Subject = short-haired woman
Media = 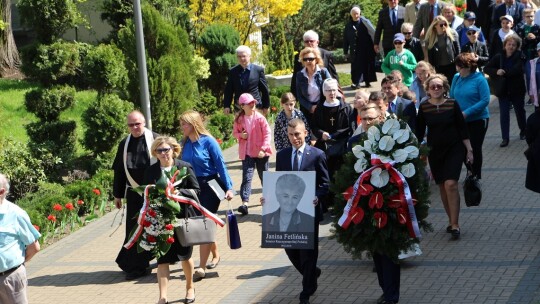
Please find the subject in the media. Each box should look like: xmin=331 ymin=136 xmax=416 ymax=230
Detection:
xmin=450 ymin=53 xmax=490 ymax=179
xmin=485 ymin=34 xmax=527 ymax=147
xmin=145 ymin=136 xmax=200 ymax=304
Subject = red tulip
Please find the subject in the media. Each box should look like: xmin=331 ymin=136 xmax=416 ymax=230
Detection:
xmin=147 ymin=209 xmax=156 ymax=217
xmin=77 ymin=200 xmax=84 ymax=205
xmin=33 ymin=224 xmax=40 ymax=231
xmin=166 ymin=237 xmax=175 ymax=244
xmin=65 ymin=202 xmax=75 ymax=211
xmin=53 ymin=203 xmax=63 ymax=211
xmin=165 ymin=224 xmax=174 ymax=231
xmin=47 ymin=215 xmax=57 ymax=222
xmin=368 ymin=192 xmax=384 ymax=209
xmin=142 ymin=220 xmax=152 ymax=227
xmin=373 ymin=212 xmax=388 ymax=229
xmin=92 ymin=188 xmax=101 ymax=196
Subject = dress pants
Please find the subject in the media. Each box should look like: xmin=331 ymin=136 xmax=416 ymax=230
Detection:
xmin=285 ymin=223 xmax=319 ymax=300
xmin=373 ymin=253 xmax=400 ymax=303
xmin=498 ymin=95 xmax=526 ymax=141
xmin=465 ymin=119 xmax=489 ymax=178
xmin=0 ymin=265 xmax=28 ymax=304
xmin=115 ymin=190 xmax=152 ymax=273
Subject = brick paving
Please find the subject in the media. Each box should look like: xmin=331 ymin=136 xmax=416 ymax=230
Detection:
xmin=26 ymin=69 xmax=540 ymax=303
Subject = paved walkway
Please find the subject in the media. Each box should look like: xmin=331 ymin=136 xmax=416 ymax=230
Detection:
xmin=26 ymin=85 xmax=540 ymax=303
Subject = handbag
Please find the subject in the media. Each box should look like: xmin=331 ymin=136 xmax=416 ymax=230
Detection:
xmin=488 ymin=55 xmax=507 ymax=97
xmin=226 ymin=201 xmax=242 ymax=249
xmin=463 ymin=164 xmax=482 ymax=207
xmin=175 ymin=190 xmax=217 ymax=246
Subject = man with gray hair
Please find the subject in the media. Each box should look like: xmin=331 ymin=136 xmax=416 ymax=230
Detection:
xmin=290 ymin=30 xmax=338 ymax=97
xmin=223 ymin=45 xmax=270 ymax=115
xmin=0 ymin=173 xmax=40 ymax=304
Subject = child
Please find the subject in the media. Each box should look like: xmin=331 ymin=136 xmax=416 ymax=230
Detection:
xmin=490 ymin=15 xmax=515 ymax=59
xmin=461 ymin=26 xmax=489 ymax=68
xmin=233 ymin=93 xmax=273 ymax=215
xmin=274 ymin=92 xmax=311 ymax=152
xmin=515 ymin=8 xmax=540 ymax=60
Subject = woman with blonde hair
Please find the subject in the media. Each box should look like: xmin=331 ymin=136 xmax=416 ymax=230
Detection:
xmin=144 ymin=136 xmax=200 ymax=304
xmin=179 ymin=110 xmax=234 ymax=282
xmin=295 ymin=47 xmax=331 ymax=128
xmin=425 ymin=16 xmax=460 ymax=85
xmin=442 ymin=5 xmax=463 ymax=30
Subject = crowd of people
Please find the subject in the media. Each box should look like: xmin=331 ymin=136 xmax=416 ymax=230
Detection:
xmin=3 ymin=2 xmax=540 ymax=304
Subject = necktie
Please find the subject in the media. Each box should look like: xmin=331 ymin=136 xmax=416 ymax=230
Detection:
xmin=429 ymin=5 xmax=434 ymax=24
xmin=392 ymin=9 xmax=397 ymax=30
xmin=293 ymin=150 xmax=301 ymax=171
xmin=390 ymin=102 xmax=396 ymax=113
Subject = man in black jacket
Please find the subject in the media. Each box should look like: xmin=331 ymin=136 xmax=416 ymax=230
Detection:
xmin=375 ymin=0 xmax=406 ymax=55
xmin=290 ymin=30 xmax=338 ymax=98
xmin=466 ymin=0 xmax=495 ymax=41
xmin=223 ymin=45 xmax=270 ymax=115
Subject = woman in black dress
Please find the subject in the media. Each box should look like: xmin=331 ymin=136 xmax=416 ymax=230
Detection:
xmin=416 ymin=74 xmax=473 ymax=239
xmin=144 ymin=136 xmax=199 ymax=304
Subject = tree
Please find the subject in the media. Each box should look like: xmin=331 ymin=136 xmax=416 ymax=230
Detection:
xmin=189 ymin=0 xmax=303 ymax=44
xmin=0 ymin=0 xmax=20 ymax=76
xmin=117 ymin=4 xmax=198 ymax=134
xmin=17 ymin=0 xmax=86 ymax=44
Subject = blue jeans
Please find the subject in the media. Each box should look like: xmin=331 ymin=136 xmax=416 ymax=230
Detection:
xmin=240 ymin=156 xmax=269 ymax=202
xmin=498 ymin=96 xmax=526 ymax=140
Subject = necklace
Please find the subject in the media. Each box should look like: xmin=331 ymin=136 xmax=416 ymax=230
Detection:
xmin=430 ymin=99 xmax=446 ymax=112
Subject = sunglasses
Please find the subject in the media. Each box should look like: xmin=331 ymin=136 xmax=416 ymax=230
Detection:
xmin=156 ymin=147 xmax=172 ymax=154
xmin=403 ymin=32 xmax=412 ymax=35
xmin=127 ymin=122 xmax=142 ymax=128
xmin=303 ymin=57 xmax=316 ymax=62
xmin=467 ymin=31 xmax=477 ymax=35
xmin=439 ymin=23 xmax=448 ymax=28
xmin=394 ymin=41 xmax=404 ymax=45
xmin=429 ymin=84 xmax=444 ymax=90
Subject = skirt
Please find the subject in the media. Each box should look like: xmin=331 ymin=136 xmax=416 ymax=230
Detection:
xmin=428 ymin=143 xmax=466 ymax=184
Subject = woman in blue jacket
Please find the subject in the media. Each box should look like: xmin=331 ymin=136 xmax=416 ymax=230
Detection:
xmin=450 ymin=53 xmax=490 ymax=178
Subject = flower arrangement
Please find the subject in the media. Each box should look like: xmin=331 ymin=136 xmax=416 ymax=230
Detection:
xmin=454 ymin=0 xmax=467 ymax=17
xmin=127 ymin=167 xmax=188 ymax=259
xmin=331 ymin=117 xmax=432 ymax=260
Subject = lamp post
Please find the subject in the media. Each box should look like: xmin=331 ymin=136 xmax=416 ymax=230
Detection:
xmin=133 ymin=0 xmax=152 ymax=128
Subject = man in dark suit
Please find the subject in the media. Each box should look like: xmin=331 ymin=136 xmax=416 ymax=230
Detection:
xmin=491 ymin=0 xmax=524 ymax=32
xmin=223 ymin=45 xmax=270 ymax=115
xmin=290 ymin=30 xmax=338 ymax=97
xmin=273 ymin=118 xmax=329 ymax=304
xmin=375 ymin=0 xmax=406 ymax=55
xmin=466 ymin=0 xmax=495 ymax=41
xmin=413 ymin=0 xmax=449 ymax=38
xmin=381 ymin=75 xmax=417 ymax=131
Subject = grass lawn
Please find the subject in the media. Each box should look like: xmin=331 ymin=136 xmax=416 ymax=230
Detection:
xmin=0 ymin=78 xmax=97 ymax=155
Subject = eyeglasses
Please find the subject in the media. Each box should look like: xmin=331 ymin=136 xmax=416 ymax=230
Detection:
xmin=304 ymin=39 xmax=316 ymax=43
xmin=394 ymin=41 xmax=404 ymax=45
xmin=303 ymin=57 xmax=316 ymax=62
xmin=467 ymin=31 xmax=477 ymax=35
xmin=429 ymin=84 xmax=444 ymax=90
xmin=156 ymin=147 xmax=172 ymax=154
xmin=127 ymin=122 xmax=142 ymax=128
xmin=403 ymin=32 xmax=412 ymax=35
xmin=439 ymin=23 xmax=448 ymax=28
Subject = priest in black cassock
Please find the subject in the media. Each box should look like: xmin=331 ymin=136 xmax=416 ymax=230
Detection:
xmin=112 ymin=110 xmax=159 ymax=280
xmin=312 ymin=79 xmax=352 ymax=211
xmin=343 ymin=6 xmax=378 ymax=88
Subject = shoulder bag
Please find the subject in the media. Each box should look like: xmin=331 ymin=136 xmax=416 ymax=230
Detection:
xmin=463 ymin=164 xmax=482 ymax=207
xmin=175 ymin=189 xmax=217 ymax=246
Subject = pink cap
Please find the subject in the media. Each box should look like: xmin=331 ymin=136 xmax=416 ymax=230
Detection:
xmin=239 ymin=93 xmax=256 ymax=105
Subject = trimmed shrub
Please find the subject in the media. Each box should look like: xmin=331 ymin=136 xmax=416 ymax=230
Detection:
xmin=24 ymin=85 xmax=76 ymax=121
xmin=26 ymin=120 xmax=77 ymax=160
xmin=195 ymin=91 xmax=219 ymax=117
xmin=17 ymin=182 xmax=70 ymax=226
xmin=82 ymin=44 xmax=128 ymax=95
xmin=198 ymin=23 xmax=240 ymax=102
xmin=82 ymin=94 xmax=133 ymax=155
xmin=208 ymin=113 xmax=234 ymax=141
xmin=20 ymin=41 xmax=85 ymax=86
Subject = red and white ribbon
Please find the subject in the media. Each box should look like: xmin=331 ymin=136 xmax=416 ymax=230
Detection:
xmin=338 ymin=155 xmax=421 ymax=239
xmin=124 ymin=184 xmax=155 ymax=249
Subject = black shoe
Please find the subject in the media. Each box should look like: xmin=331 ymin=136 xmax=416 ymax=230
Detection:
xmin=380 ymin=301 xmax=397 ymax=304
xmin=238 ymin=204 xmax=248 ymax=215
xmin=350 ymin=84 xmax=358 ymax=90
xmin=184 ymin=289 xmax=195 ymax=304
xmin=446 ymin=225 xmax=452 ymax=233
xmin=125 ymin=268 xmax=149 ymax=280
xmin=451 ymin=228 xmax=460 ymax=239
xmin=364 ymin=83 xmax=372 ymax=88
xmin=500 ymin=139 xmax=509 ymax=147
xmin=299 ymin=300 xmax=310 ymax=304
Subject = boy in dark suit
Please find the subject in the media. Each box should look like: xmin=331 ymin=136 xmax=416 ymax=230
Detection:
xmin=262 ymin=118 xmax=329 ymax=304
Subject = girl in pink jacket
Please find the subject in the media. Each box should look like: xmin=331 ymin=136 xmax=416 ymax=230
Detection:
xmin=233 ymin=93 xmax=272 ymax=215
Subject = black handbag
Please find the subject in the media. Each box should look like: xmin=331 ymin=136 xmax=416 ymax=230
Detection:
xmin=488 ymin=55 xmax=507 ymax=97
xmin=463 ymin=164 xmax=482 ymax=207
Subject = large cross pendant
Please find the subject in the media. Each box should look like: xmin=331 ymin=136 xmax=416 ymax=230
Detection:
xmin=330 ymin=117 xmax=335 ymax=126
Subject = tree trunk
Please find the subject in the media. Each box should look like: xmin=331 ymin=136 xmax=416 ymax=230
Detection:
xmin=0 ymin=0 xmax=20 ymax=77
